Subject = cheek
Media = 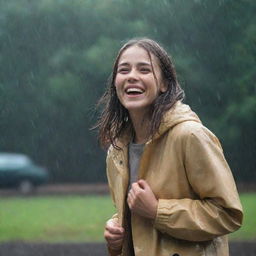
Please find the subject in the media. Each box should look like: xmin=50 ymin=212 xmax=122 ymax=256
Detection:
xmin=114 ymin=75 xmax=122 ymax=89
xmin=114 ymin=78 xmax=123 ymax=99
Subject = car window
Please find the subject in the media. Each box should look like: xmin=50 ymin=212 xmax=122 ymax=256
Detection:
xmin=0 ymin=154 xmax=32 ymax=168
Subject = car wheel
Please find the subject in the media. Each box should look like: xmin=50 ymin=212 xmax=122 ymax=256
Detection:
xmin=18 ymin=180 xmax=34 ymax=194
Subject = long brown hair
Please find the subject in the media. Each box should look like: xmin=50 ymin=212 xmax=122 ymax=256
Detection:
xmin=96 ymin=38 xmax=184 ymax=149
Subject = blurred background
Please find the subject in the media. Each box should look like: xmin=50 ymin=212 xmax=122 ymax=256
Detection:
xmin=0 ymin=0 xmax=255 ymax=255
xmin=0 ymin=0 xmax=255 ymax=184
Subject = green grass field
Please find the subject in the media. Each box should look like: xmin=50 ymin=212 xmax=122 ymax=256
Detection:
xmin=0 ymin=195 xmax=115 ymax=242
xmin=0 ymin=193 xmax=255 ymax=242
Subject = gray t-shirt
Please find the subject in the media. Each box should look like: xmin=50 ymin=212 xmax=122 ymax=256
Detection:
xmin=128 ymin=142 xmax=145 ymax=188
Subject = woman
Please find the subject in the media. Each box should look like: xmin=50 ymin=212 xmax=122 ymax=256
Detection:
xmin=96 ymin=38 xmax=243 ymax=256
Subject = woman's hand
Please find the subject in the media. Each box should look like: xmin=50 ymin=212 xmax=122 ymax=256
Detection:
xmin=127 ymin=179 xmax=158 ymax=220
xmin=104 ymin=218 xmax=124 ymax=252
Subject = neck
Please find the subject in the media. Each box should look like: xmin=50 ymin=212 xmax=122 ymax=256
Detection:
xmin=129 ymin=111 xmax=150 ymax=144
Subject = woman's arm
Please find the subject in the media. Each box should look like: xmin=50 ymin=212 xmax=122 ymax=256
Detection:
xmin=153 ymin=127 xmax=243 ymax=241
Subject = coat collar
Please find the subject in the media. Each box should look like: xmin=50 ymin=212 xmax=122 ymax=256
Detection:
xmin=114 ymin=101 xmax=201 ymax=149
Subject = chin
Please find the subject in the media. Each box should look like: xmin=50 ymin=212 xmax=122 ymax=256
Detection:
xmin=125 ymin=104 xmax=151 ymax=114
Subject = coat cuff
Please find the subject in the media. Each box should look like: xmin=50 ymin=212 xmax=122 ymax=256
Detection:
xmin=154 ymin=199 xmax=174 ymax=231
xmin=107 ymin=246 xmax=122 ymax=256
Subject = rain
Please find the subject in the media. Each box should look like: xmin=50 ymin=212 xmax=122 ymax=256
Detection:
xmin=0 ymin=0 xmax=255 ymax=255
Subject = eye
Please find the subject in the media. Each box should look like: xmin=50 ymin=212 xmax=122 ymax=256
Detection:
xmin=117 ymin=68 xmax=130 ymax=74
xmin=140 ymin=67 xmax=151 ymax=73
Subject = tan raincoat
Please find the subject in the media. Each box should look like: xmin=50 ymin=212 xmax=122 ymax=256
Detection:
xmin=106 ymin=101 xmax=243 ymax=256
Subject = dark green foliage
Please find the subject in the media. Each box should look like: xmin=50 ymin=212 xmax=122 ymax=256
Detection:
xmin=0 ymin=0 xmax=255 ymax=182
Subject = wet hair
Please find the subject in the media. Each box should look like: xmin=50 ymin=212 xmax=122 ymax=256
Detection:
xmin=96 ymin=38 xmax=184 ymax=149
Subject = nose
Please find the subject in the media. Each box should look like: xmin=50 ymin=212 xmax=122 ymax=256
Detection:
xmin=127 ymin=68 xmax=139 ymax=82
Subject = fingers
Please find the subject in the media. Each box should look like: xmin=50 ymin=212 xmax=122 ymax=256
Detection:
xmin=127 ymin=181 xmax=143 ymax=209
xmin=127 ymin=180 xmax=158 ymax=219
xmin=128 ymin=187 xmax=135 ymax=201
xmin=104 ymin=229 xmax=123 ymax=244
xmin=104 ymin=230 xmax=123 ymax=250
xmin=127 ymin=191 xmax=133 ymax=209
xmin=105 ymin=218 xmax=120 ymax=228
xmin=105 ymin=224 xmax=124 ymax=235
xmin=137 ymin=179 xmax=148 ymax=189
xmin=130 ymin=180 xmax=145 ymax=194
xmin=104 ymin=219 xmax=124 ymax=250
xmin=128 ymin=180 xmax=147 ymax=200
xmin=131 ymin=179 xmax=148 ymax=192
xmin=105 ymin=219 xmax=124 ymax=234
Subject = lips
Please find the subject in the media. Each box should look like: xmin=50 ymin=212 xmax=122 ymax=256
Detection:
xmin=125 ymin=86 xmax=145 ymax=95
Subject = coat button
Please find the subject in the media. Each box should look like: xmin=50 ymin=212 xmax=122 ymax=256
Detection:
xmin=119 ymin=160 xmax=123 ymax=165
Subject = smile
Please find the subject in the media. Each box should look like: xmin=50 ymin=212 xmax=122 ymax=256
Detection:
xmin=125 ymin=87 xmax=145 ymax=96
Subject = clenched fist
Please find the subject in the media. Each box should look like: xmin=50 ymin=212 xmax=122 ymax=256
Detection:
xmin=127 ymin=179 xmax=158 ymax=220
xmin=104 ymin=218 xmax=124 ymax=252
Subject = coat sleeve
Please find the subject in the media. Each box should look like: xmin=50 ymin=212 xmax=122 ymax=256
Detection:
xmin=153 ymin=126 xmax=243 ymax=241
xmin=105 ymin=148 xmax=123 ymax=256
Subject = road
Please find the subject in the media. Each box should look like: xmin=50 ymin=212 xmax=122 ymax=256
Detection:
xmin=0 ymin=242 xmax=255 ymax=256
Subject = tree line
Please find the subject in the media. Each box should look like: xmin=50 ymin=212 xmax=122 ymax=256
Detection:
xmin=0 ymin=0 xmax=255 ymax=182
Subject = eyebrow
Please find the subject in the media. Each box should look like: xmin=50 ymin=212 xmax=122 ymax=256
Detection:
xmin=118 ymin=61 xmax=152 ymax=67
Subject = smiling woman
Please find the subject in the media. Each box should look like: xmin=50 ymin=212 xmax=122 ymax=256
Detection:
xmin=95 ymin=38 xmax=243 ymax=256
xmin=115 ymin=46 xmax=167 ymax=127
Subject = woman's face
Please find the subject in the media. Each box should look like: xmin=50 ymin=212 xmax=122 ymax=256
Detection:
xmin=115 ymin=45 xmax=166 ymax=117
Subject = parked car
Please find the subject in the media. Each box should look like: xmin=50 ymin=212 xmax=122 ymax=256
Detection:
xmin=0 ymin=153 xmax=49 ymax=193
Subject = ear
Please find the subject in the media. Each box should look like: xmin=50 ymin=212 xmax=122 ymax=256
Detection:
xmin=160 ymin=81 xmax=167 ymax=93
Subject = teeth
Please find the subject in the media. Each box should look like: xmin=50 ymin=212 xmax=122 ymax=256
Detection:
xmin=126 ymin=88 xmax=144 ymax=93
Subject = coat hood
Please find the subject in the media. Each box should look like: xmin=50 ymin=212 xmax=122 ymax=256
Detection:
xmin=117 ymin=101 xmax=201 ymax=147
xmin=153 ymin=101 xmax=201 ymax=140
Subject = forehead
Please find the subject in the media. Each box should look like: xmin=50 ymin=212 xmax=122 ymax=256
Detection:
xmin=118 ymin=45 xmax=158 ymax=66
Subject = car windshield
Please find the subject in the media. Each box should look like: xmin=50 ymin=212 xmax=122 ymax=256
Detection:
xmin=0 ymin=154 xmax=32 ymax=168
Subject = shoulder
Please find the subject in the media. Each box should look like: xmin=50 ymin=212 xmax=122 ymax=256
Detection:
xmin=170 ymin=121 xmax=221 ymax=148
xmin=173 ymin=120 xmax=202 ymax=133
